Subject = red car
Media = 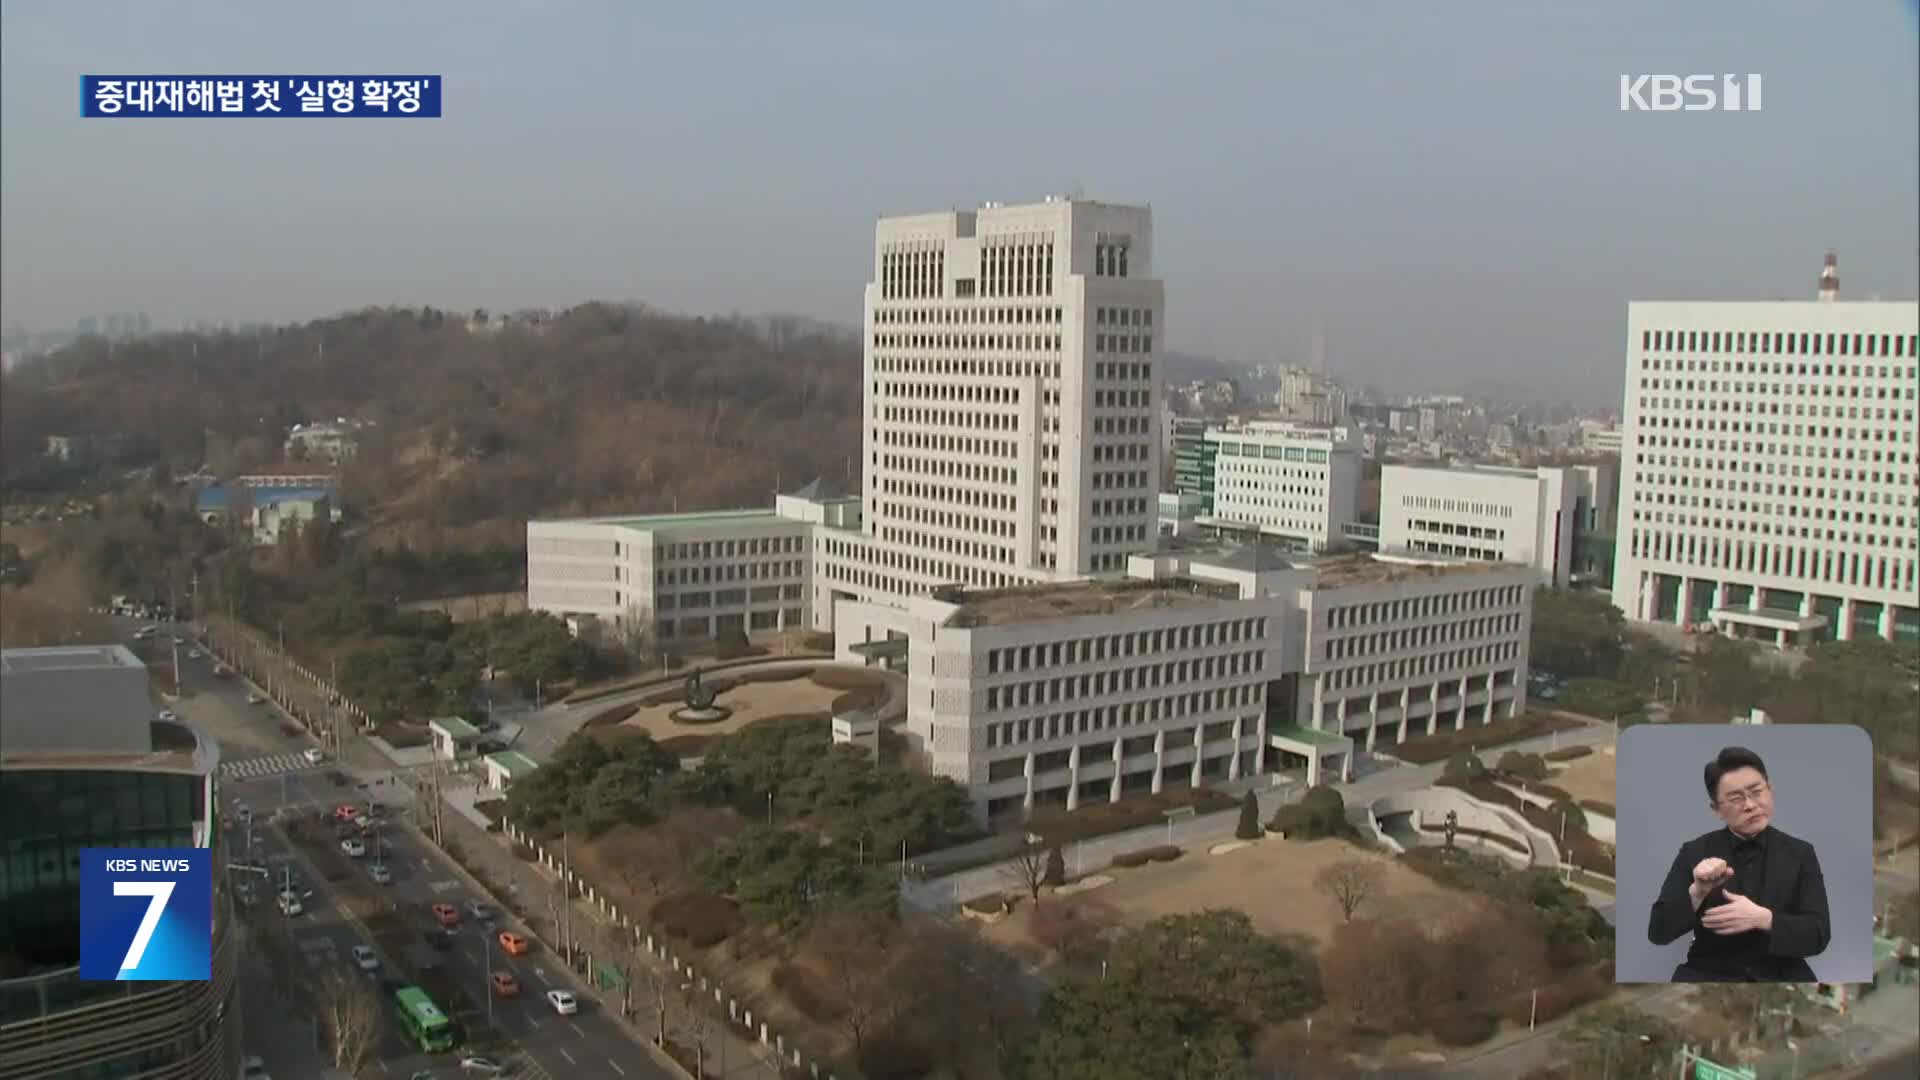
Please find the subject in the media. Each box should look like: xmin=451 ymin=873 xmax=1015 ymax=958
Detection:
xmin=334 ymin=804 xmax=359 ymax=822
xmin=431 ymin=902 xmax=460 ymax=928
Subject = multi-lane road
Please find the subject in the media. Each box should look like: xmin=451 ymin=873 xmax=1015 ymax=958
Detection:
xmin=131 ymin=617 xmax=673 ymax=1080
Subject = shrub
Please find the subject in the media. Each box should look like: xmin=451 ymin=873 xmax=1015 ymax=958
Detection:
xmin=809 ymin=667 xmax=886 ymax=692
xmin=1235 ymin=791 xmax=1262 ymax=840
xmin=1043 ymin=846 xmax=1066 ymax=886
xmin=1498 ymin=751 xmax=1550 ymax=781
xmin=1110 ymin=850 xmax=1153 ymax=869
xmin=585 ymin=703 xmax=639 ymax=728
xmin=1442 ymin=751 xmax=1488 ymax=782
xmin=800 ymin=631 xmax=835 ymax=653
xmin=650 ymin=892 xmax=744 ymax=948
xmin=771 ymin=963 xmax=845 ymax=1022
xmin=1270 ymin=785 xmax=1351 ymax=840
xmin=1143 ymin=845 xmax=1182 ymax=862
xmin=1552 ymin=800 xmax=1589 ymax=833
xmin=963 ymin=894 xmax=1007 ymax=915
xmin=656 ymin=734 xmax=716 ymax=758
xmin=1427 ymin=1011 xmax=1499 ymax=1047
xmin=1543 ymin=746 xmax=1594 ymax=762
xmin=713 ymin=627 xmax=752 ymax=660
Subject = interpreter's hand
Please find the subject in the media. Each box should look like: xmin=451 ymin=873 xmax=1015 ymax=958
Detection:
xmin=1700 ymin=890 xmax=1773 ymax=935
xmin=1691 ymin=857 xmax=1734 ymax=890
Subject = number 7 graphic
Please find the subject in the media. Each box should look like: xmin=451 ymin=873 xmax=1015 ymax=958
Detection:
xmin=114 ymin=881 xmax=176 ymax=972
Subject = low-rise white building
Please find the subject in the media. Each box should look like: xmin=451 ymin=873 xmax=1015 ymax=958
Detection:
xmin=1378 ymin=462 xmax=1613 ymax=586
xmin=832 ymin=546 xmax=1533 ymax=821
xmin=1203 ymin=421 xmax=1363 ymax=552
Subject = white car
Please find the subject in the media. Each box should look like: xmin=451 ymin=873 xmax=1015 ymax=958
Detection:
xmin=188 ymin=648 xmax=202 ymax=659
xmin=546 ymin=989 xmax=577 ymax=1015
xmin=368 ymin=863 xmax=392 ymax=885
xmin=156 ymin=710 xmax=176 ymax=722
xmin=246 ymin=691 xmax=264 ymax=704
xmin=241 ymin=1055 xmax=271 ymax=1079
xmin=302 ymin=747 xmax=325 ymax=765
xmin=277 ymin=890 xmax=303 ymax=916
xmin=458 ymin=1057 xmax=505 ymax=1075
xmin=351 ymin=945 xmax=380 ymax=972
xmin=235 ymin=803 xmax=253 ymax=824
xmin=340 ymin=837 xmax=366 ymax=858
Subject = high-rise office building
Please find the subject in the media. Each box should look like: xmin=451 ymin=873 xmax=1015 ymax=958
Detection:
xmin=0 ymin=646 xmax=243 ymax=1079
xmin=1611 ymin=257 xmax=1920 ymax=645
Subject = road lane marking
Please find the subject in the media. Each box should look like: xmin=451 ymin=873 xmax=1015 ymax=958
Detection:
xmin=558 ymin=1048 xmax=576 ymax=1066
xmin=569 ymin=1021 xmax=585 ymax=1038
xmin=607 ymin=1060 xmax=625 ymax=1076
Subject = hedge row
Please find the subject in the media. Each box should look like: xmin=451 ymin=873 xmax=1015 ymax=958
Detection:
xmin=1111 ymin=844 xmax=1182 ymax=869
xmin=656 ymin=734 xmax=716 ymax=758
xmin=733 ymin=667 xmax=810 ymax=684
xmin=809 ymin=667 xmax=887 ymax=692
xmin=830 ymin=687 xmax=887 ymax=714
xmin=1543 ymin=745 xmax=1594 ymax=762
xmin=584 ymin=703 xmax=639 ymax=728
xmin=963 ymin=895 xmax=1007 ymax=915
xmin=649 ymin=892 xmax=745 ymax=949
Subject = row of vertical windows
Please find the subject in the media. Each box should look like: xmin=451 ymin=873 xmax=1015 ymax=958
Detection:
xmin=1641 ymin=328 xmax=1915 ymax=358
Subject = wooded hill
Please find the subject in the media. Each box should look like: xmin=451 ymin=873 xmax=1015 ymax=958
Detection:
xmin=1 ymin=304 xmax=865 ymax=546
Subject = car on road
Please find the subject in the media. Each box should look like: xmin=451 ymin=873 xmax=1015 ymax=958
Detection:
xmin=156 ymin=709 xmax=176 ymax=722
xmin=334 ymin=803 xmax=360 ymax=822
xmin=235 ymin=802 xmax=252 ymax=824
xmin=171 ymin=635 xmax=185 ymax=645
xmin=497 ymin=931 xmax=530 ymax=956
xmin=353 ymin=813 xmax=374 ymax=830
xmin=458 ymin=1057 xmax=505 ymax=1075
xmin=213 ymin=663 xmax=231 ymax=677
xmin=241 ymin=1056 xmax=271 ymax=1079
xmin=303 ymin=747 xmax=326 ymax=765
xmin=546 ymin=989 xmax=577 ymax=1015
xmin=408 ymin=1072 xmax=435 ymax=1080
xmin=340 ymin=837 xmax=366 ymax=858
xmin=368 ymin=863 xmax=392 ymax=885
xmin=187 ymin=648 xmax=202 ymax=659
xmin=431 ymin=902 xmax=460 ymax=928
xmin=489 ymin=971 xmax=520 ymax=998
xmin=134 ymin=626 xmax=158 ymax=640
xmin=466 ymin=901 xmax=493 ymax=922
xmin=351 ymin=945 xmax=380 ymax=972
xmin=423 ymin=928 xmax=455 ymax=950
xmin=276 ymin=890 xmax=303 ymax=916
xmin=235 ymin=883 xmax=257 ymax=908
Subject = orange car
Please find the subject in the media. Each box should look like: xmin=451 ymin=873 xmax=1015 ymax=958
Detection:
xmin=490 ymin=971 xmax=520 ymax=998
xmin=431 ymin=902 xmax=460 ymax=928
xmin=497 ymin=931 xmax=530 ymax=956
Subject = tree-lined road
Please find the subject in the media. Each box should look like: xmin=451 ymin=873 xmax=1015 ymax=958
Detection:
xmin=136 ymin=617 xmax=675 ymax=1080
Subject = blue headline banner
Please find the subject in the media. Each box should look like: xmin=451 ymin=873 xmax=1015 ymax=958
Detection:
xmin=79 ymin=848 xmax=211 ymax=981
xmin=82 ymin=76 xmax=441 ymax=117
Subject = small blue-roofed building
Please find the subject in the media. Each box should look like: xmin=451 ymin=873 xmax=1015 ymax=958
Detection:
xmin=251 ymin=488 xmax=332 ymax=545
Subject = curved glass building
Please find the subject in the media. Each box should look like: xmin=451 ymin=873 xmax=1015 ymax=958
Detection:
xmin=0 ymin=646 xmax=242 ymax=1079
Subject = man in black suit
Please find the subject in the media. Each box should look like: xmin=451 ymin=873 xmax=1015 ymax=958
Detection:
xmin=1648 ymin=746 xmax=1831 ymax=982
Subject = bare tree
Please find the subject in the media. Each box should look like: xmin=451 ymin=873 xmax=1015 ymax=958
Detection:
xmin=899 ymin=917 xmax=1036 ymax=1076
xmin=677 ymin=972 xmax=715 ymax=1079
xmin=1316 ymin=858 xmax=1387 ymax=924
xmin=1000 ymin=833 xmax=1049 ymax=905
xmin=810 ymin=910 xmax=908 ymax=1056
xmin=315 ymin=969 xmax=383 ymax=1076
xmin=635 ymin=935 xmax=675 ymax=1047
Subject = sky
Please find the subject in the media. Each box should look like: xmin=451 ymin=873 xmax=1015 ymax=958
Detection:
xmin=2 ymin=0 xmax=1916 ymax=404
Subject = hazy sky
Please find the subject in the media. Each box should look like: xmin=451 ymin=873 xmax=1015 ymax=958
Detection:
xmin=3 ymin=1 xmax=1916 ymax=403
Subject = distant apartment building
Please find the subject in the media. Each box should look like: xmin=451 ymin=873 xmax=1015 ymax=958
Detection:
xmin=1579 ymin=421 xmax=1623 ymax=455
xmin=1274 ymin=367 xmax=1347 ymax=425
xmin=1379 ymin=463 xmax=1613 ymax=587
xmin=251 ymin=489 xmax=332 ymax=545
xmin=1612 ymin=257 xmax=1919 ymax=646
xmin=43 ymin=433 xmax=130 ymax=464
xmin=1202 ymin=421 xmax=1363 ymax=553
xmin=1168 ymin=417 xmax=1216 ymax=513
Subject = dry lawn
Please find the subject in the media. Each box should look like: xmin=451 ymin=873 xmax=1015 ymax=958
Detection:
xmin=399 ymin=591 xmax=527 ymax=622
xmin=618 ymin=679 xmax=846 ymax=740
xmin=1550 ymin=749 xmax=1617 ymax=806
xmin=984 ymin=837 xmax=1476 ymax=954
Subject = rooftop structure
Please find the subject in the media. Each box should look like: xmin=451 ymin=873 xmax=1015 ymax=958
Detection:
xmin=1305 ymin=551 xmax=1520 ymax=589
xmin=942 ymin=578 xmax=1219 ymax=628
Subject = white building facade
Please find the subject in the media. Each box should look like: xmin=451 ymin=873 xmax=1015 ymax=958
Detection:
xmin=1612 ymin=286 xmax=1920 ymax=646
xmin=1379 ymin=463 xmax=1613 ymax=586
xmin=1203 ymin=421 xmax=1362 ymax=552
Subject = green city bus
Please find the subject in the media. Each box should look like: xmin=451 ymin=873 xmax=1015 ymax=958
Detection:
xmin=393 ymin=985 xmax=454 ymax=1053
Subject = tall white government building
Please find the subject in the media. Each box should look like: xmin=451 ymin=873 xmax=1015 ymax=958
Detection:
xmin=529 ymin=198 xmax=1535 ymax=821
xmin=1378 ymin=462 xmax=1614 ymax=587
xmin=1611 ymin=256 xmax=1919 ymax=646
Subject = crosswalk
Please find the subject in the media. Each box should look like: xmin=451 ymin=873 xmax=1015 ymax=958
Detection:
xmin=219 ymin=751 xmax=320 ymax=781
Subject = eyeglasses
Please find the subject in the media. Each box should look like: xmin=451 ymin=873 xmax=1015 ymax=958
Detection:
xmin=1719 ymin=782 xmax=1770 ymax=809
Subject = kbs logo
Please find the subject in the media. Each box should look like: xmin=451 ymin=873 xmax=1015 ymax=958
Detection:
xmin=79 ymin=848 xmax=211 ymax=980
xmin=1620 ymin=74 xmax=1763 ymax=112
